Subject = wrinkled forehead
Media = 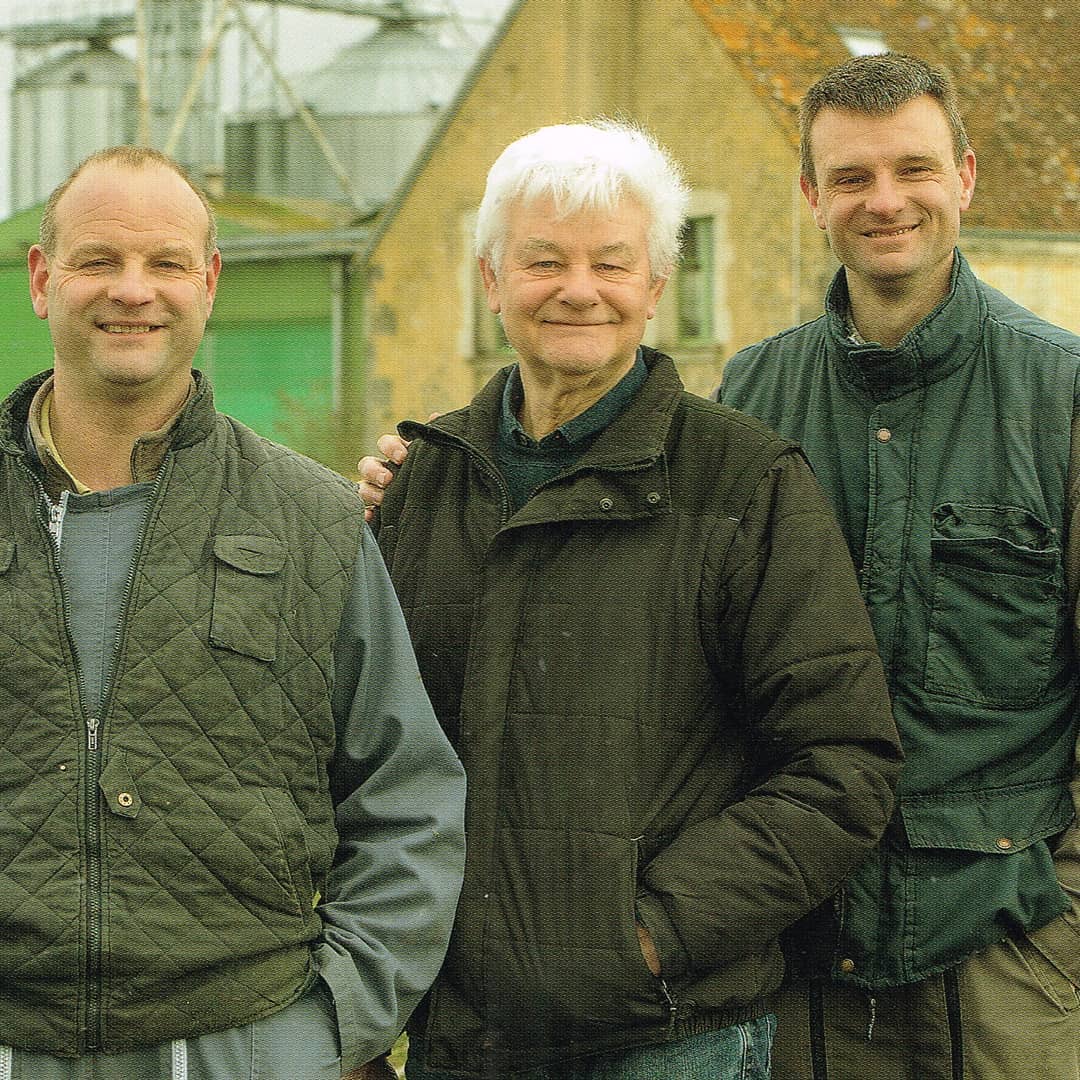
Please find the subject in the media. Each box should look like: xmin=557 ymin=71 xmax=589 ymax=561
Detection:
xmin=52 ymin=163 xmax=211 ymax=256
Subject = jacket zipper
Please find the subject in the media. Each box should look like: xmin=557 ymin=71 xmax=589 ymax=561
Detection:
xmin=33 ymin=482 xmax=103 ymax=1049
xmin=33 ymin=466 xmax=165 ymax=1052
xmin=659 ymin=977 xmax=679 ymax=1031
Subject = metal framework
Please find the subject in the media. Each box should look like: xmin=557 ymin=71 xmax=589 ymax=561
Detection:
xmin=0 ymin=0 xmax=493 ymax=207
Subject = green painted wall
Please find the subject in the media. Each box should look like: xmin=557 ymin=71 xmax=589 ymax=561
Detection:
xmin=0 ymin=201 xmax=351 ymax=468
xmin=204 ymin=258 xmax=334 ymax=454
xmin=0 ymin=265 xmax=53 ymax=394
xmin=0 ymin=250 xmax=338 ymax=465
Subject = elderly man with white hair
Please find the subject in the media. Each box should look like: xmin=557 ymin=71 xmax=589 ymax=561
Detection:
xmin=368 ymin=119 xmax=903 ymax=1080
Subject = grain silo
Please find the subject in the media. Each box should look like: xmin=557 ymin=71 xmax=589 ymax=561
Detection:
xmin=225 ymin=9 xmax=475 ymax=210
xmin=11 ymin=43 xmax=137 ymax=212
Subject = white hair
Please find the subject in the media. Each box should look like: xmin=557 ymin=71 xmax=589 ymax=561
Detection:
xmin=474 ymin=119 xmax=690 ymax=280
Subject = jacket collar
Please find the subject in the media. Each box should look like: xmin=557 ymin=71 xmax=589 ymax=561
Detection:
xmin=401 ymin=347 xmax=685 ymax=523
xmin=1 ymin=368 xmax=220 ymax=490
xmin=407 ymin=346 xmax=683 ymax=465
xmin=826 ymin=249 xmax=985 ymax=402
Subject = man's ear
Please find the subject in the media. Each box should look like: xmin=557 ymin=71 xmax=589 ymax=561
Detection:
xmin=958 ymin=148 xmax=977 ymax=213
xmin=28 ymin=246 xmax=50 ymax=320
xmin=646 ymin=276 xmax=668 ymax=320
xmin=478 ymin=257 xmax=500 ymax=314
xmin=204 ymin=249 xmax=222 ymax=314
xmin=800 ymin=175 xmax=826 ymax=231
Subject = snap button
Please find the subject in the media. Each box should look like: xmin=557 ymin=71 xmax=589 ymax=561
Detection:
xmin=839 ymin=958 xmax=857 ymax=973
xmin=117 ymin=792 xmax=134 ymax=808
xmin=599 ymin=497 xmax=614 ymax=511
xmin=876 ymin=428 xmax=892 ymax=443
xmin=996 ymin=837 xmax=1014 ymax=850
xmin=646 ymin=491 xmax=661 ymax=506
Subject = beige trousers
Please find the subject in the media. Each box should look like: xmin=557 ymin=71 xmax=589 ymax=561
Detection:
xmin=772 ymin=934 xmax=1080 ymax=1079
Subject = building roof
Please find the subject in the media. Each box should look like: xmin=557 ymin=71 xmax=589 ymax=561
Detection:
xmin=690 ymin=0 xmax=1079 ymax=231
xmin=294 ymin=22 xmax=475 ymax=117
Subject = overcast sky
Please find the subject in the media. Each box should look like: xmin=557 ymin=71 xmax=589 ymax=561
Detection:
xmin=0 ymin=0 xmax=511 ymax=217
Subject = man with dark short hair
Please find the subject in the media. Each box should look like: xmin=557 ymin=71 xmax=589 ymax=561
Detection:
xmin=720 ymin=53 xmax=1080 ymax=1079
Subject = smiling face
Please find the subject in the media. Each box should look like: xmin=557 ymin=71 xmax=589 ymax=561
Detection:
xmin=28 ymin=161 xmax=220 ymax=407
xmin=801 ymin=95 xmax=976 ymax=298
xmin=480 ymin=195 xmax=666 ymax=392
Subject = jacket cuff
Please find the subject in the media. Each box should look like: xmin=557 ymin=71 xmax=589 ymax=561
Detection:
xmin=635 ymin=891 xmax=690 ymax=979
xmin=314 ymin=941 xmax=394 ymax=1072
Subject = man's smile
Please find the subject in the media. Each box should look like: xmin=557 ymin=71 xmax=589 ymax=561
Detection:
xmin=97 ymin=323 xmax=162 ymax=334
xmin=863 ymin=224 xmax=919 ymax=238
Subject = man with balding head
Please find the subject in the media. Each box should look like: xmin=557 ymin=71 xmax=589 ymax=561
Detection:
xmin=0 ymin=147 xmax=466 ymax=1080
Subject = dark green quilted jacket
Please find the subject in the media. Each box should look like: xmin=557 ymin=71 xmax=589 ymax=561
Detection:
xmin=0 ymin=372 xmax=364 ymax=1056
xmin=376 ymin=350 xmax=902 ymax=1075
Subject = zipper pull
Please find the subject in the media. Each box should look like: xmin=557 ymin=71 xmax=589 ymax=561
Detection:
xmin=44 ymin=490 xmax=70 ymax=548
xmin=87 ymin=717 xmax=99 ymax=751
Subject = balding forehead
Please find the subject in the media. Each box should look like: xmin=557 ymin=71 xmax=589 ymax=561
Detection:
xmin=53 ymin=162 xmax=213 ymax=256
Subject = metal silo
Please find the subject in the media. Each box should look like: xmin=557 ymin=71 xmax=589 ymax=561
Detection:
xmin=11 ymin=43 xmax=137 ymax=213
xmin=225 ymin=12 xmax=475 ymax=209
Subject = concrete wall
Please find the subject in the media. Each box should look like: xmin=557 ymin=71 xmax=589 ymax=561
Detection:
xmin=962 ymin=230 xmax=1080 ymax=336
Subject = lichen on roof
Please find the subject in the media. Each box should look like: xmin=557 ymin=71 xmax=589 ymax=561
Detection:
xmin=690 ymin=0 xmax=1080 ymax=232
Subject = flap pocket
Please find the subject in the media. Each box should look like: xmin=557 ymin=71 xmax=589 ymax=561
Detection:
xmin=0 ymin=539 xmax=14 ymax=574
xmin=211 ymin=534 xmax=285 ymax=661
xmin=213 ymin=534 xmax=286 ymax=575
xmin=901 ymin=781 xmax=1074 ymax=854
xmin=926 ymin=503 xmax=1063 ymax=706
xmin=930 ymin=503 xmax=1059 ymax=577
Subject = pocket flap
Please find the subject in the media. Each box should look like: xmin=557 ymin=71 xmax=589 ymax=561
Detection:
xmin=0 ymin=539 xmax=14 ymax=573
xmin=214 ymin=535 xmax=285 ymax=575
xmin=900 ymin=781 xmax=1074 ymax=854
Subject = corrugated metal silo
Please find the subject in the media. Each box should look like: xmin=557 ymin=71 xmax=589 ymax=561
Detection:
xmin=11 ymin=44 xmax=137 ymax=212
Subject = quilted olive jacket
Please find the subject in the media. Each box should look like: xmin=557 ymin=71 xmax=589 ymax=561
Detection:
xmin=0 ymin=371 xmax=465 ymax=1064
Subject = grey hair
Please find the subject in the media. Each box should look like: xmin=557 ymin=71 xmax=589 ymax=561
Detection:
xmin=475 ymin=119 xmax=690 ymax=280
xmin=800 ymin=53 xmax=970 ymax=188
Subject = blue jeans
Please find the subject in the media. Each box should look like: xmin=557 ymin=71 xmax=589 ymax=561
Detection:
xmin=406 ymin=1017 xmax=776 ymax=1080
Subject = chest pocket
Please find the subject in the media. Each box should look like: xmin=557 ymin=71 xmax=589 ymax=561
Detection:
xmin=925 ymin=503 xmax=1062 ymax=707
xmin=210 ymin=534 xmax=286 ymax=662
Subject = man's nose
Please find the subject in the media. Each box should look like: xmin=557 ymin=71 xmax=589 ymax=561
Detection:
xmin=558 ymin=263 xmax=601 ymax=305
xmin=864 ymin=174 xmax=906 ymax=217
xmin=106 ymin=264 xmax=155 ymax=306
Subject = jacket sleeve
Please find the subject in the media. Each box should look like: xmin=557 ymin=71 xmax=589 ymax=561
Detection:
xmin=636 ymin=448 xmax=902 ymax=976
xmin=1025 ymin=407 xmax=1080 ymax=987
xmin=315 ymin=524 xmax=466 ymax=1070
